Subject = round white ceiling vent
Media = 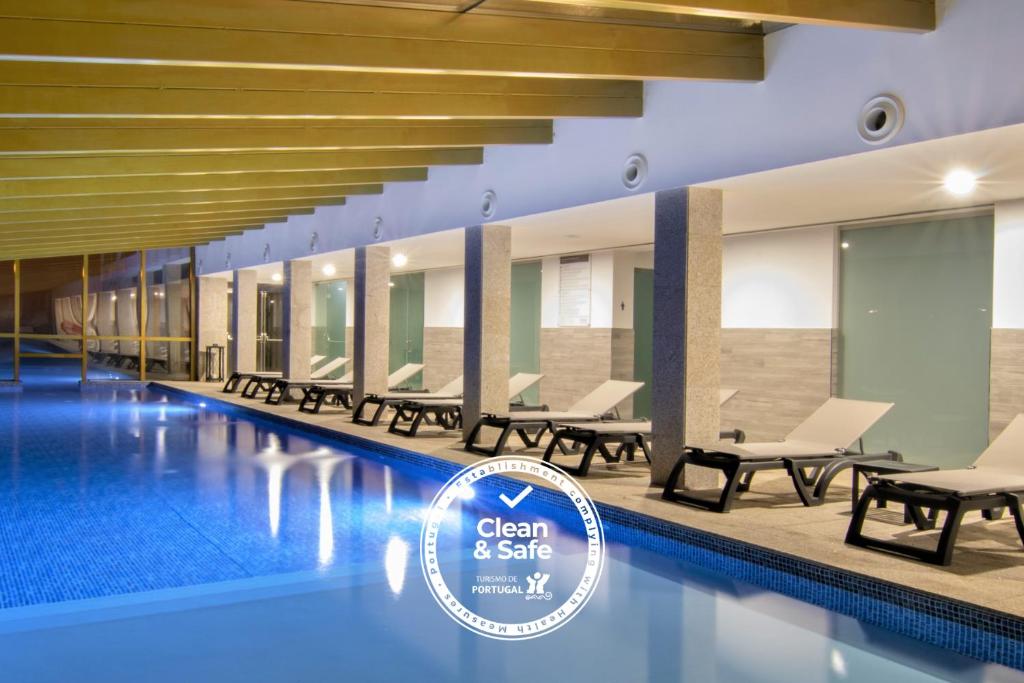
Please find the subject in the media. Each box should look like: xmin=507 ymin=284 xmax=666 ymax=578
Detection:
xmin=622 ymin=154 xmax=648 ymax=190
xmin=858 ymin=94 xmax=904 ymax=145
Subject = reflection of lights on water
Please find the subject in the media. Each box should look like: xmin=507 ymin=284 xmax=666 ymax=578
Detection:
xmin=198 ymin=402 xmax=207 ymax=408
xmin=318 ymin=465 xmax=334 ymax=567
xmin=830 ymin=649 xmax=847 ymax=678
xmin=385 ymin=536 xmax=410 ymax=596
xmin=384 ymin=467 xmax=393 ymax=514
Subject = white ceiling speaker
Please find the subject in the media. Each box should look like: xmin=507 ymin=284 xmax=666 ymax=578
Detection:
xmin=373 ymin=216 xmax=384 ymax=240
xmin=481 ymin=190 xmax=497 ymax=218
xmin=622 ymin=153 xmax=648 ymax=190
xmin=309 ymin=231 xmax=320 ymax=253
xmin=262 ymin=243 xmax=271 ymax=263
xmin=858 ymin=94 xmax=905 ymax=145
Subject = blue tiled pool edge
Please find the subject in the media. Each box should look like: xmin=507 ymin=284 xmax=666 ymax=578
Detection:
xmin=152 ymin=383 xmax=1024 ymax=671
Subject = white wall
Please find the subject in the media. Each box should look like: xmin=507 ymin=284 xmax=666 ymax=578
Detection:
xmin=722 ymin=226 xmax=836 ymax=328
xmin=993 ymin=199 xmax=1024 ymax=329
xmin=424 ymin=268 xmax=464 ymax=327
xmin=199 ymin=0 xmax=1024 ymax=274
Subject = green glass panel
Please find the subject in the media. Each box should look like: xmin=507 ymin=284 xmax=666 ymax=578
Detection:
xmin=389 ymin=272 xmax=424 ymax=389
xmin=632 ymin=268 xmax=654 ymax=419
xmin=510 ymin=261 xmax=542 ymax=405
xmin=312 ymin=279 xmax=347 ymax=377
xmin=839 ymin=215 xmax=993 ymax=467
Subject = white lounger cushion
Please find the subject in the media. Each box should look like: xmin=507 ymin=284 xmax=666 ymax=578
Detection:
xmin=400 ymin=373 xmax=545 ymax=407
xmin=695 ymin=398 xmax=894 ymax=461
xmin=508 ymin=373 xmax=544 ymax=399
xmin=557 ymin=390 xmax=738 ymax=434
xmin=879 ymin=413 xmax=1024 ymax=495
xmin=388 ymin=363 xmax=425 ymax=387
xmin=310 ymin=356 xmax=349 ymax=380
xmin=310 ymin=355 xmax=326 ymax=367
xmin=568 ymin=380 xmax=644 ymax=416
xmin=376 ymin=375 xmax=464 ymax=400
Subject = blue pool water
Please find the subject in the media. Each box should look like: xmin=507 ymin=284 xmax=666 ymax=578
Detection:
xmin=0 ymin=371 xmax=1020 ymax=682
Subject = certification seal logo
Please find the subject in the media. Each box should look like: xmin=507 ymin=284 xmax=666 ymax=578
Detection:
xmin=420 ymin=456 xmax=604 ymax=640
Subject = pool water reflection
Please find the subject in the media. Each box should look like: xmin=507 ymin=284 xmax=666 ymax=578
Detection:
xmin=0 ymin=378 xmax=1018 ymax=682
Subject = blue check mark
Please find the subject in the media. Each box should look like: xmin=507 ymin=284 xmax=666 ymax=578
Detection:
xmin=499 ymin=485 xmax=534 ymax=509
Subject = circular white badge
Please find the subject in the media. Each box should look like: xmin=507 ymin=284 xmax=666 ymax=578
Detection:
xmin=420 ymin=456 xmax=605 ymax=640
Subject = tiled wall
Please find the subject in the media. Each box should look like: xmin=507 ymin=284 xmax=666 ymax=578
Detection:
xmin=721 ymin=328 xmax=833 ymax=441
xmin=423 ymin=327 xmax=463 ymax=390
xmin=989 ymin=328 xmax=1024 ymax=440
xmin=539 ymin=328 xmax=613 ymax=410
xmin=610 ymin=328 xmax=635 ymax=417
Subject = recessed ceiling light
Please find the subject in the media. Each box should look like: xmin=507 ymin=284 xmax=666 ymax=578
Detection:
xmin=943 ymin=168 xmax=977 ymax=196
xmin=840 ymin=241 xmax=850 ymax=249
xmin=321 ymin=263 xmax=336 ymax=277
xmin=391 ymin=253 xmax=408 ymax=268
xmin=271 ymin=272 xmax=282 ymax=282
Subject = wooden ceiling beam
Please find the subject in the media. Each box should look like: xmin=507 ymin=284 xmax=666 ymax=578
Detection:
xmin=0 ymin=212 xmax=300 ymax=235
xmin=0 ymin=121 xmax=554 ymax=155
xmin=0 ymin=169 xmax=426 ymax=198
xmin=0 ymin=186 xmax=377 ymax=212
xmin=513 ymin=0 xmax=935 ymax=31
xmin=0 ymin=149 xmax=480 ymax=180
xmin=3 ymin=235 xmax=239 ymax=258
xmin=0 ymin=201 xmax=335 ymax=225
xmin=0 ymin=0 xmax=763 ymax=81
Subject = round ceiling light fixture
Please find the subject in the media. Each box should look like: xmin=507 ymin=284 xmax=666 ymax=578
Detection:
xmin=391 ymin=252 xmax=409 ymax=268
xmin=943 ymin=168 xmax=978 ymax=196
xmin=322 ymin=263 xmax=337 ymax=277
xmin=857 ymin=94 xmax=904 ymax=145
xmin=481 ymin=190 xmax=497 ymax=218
xmin=271 ymin=272 xmax=283 ymax=283
xmin=622 ymin=153 xmax=648 ymax=190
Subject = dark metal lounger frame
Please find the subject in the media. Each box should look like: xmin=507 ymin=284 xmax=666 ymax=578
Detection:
xmin=223 ymin=371 xmax=274 ymax=394
xmin=352 ymin=393 xmax=455 ymax=426
xmin=387 ymin=400 xmax=463 ymax=436
xmin=464 ymin=412 xmax=577 ymax=458
xmin=845 ymin=480 xmax=1024 ymax=565
xmin=542 ymin=426 xmax=746 ymax=476
xmin=297 ymin=384 xmax=355 ymax=413
xmin=661 ymin=444 xmax=900 ymax=513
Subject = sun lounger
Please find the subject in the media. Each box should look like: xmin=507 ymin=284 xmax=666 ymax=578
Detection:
xmin=291 ymin=363 xmax=425 ymax=409
xmin=241 ymin=357 xmax=350 ymax=400
xmin=542 ymin=389 xmax=741 ymax=476
xmin=845 ymin=414 xmax=1024 ymax=565
xmin=350 ymin=376 xmax=464 ymax=425
xmin=388 ymin=373 xmax=545 ymax=437
xmin=662 ymin=398 xmax=896 ymax=512
xmin=222 ymin=354 xmax=326 ymax=393
xmin=463 ymin=379 xmax=644 ymax=457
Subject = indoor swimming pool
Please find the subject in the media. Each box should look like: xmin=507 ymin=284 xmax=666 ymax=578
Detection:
xmin=0 ymin=374 xmax=1019 ymax=682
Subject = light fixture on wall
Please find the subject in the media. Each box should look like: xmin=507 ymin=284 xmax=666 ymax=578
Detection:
xmin=621 ymin=153 xmax=648 ymax=190
xmin=943 ymin=168 xmax=978 ymax=196
xmin=391 ymin=253 xmax=408 ymax=268
xmin=481 ymin=190 xmax=497 ymax=219
xmin=857 ymin=94 xmax=904 ymax=145
xmin=322 ymin=263 xmax=336 ymax=277
xmin=271 ymin=272 xmax=283 ymax=283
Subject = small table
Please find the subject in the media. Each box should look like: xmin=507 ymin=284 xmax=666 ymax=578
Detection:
xmin=851 ymin=459 xmax=939 ymax=513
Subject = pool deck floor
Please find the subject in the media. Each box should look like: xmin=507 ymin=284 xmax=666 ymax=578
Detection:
xmin=158 ymin=381 xmax=1024 ymax=620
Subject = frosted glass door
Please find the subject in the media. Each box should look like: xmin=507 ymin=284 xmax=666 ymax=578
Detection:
xmin=838 ymin=215 xmax=993 ymax=467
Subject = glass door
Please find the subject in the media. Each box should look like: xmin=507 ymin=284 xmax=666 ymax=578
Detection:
xmin=510 ymin=261 xmax=542 ymax=405
xmin=632 ymin=268 xmax=654 ymax=419
xmin=838 ymin=215 xmax=994 ymax=467
xmin=257 ymin=285 xmax=284 ymax=372
xmin=389 ymin=273 xmax=424 ymax=389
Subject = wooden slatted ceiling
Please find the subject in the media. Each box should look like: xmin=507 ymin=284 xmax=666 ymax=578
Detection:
xmin=0 ymin=0 xmax=933 ymax=259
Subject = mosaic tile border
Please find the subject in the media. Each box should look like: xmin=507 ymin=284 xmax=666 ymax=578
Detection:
xmin=154 ymin=383 xmax=1024 ymax=671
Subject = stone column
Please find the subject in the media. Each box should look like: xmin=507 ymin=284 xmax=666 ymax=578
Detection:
xmin=463 ymin=224 xmax=511 ymax=439
xmin=232 ymin=269 xmax=258 ymax=374
xmin=650 ymin=187 xmax=723 ymax=487
xmin=196 ymin=276 xmax=229 ymax=381
xmin=353 ymin=245 xmax=390 ymax=404
xmin=282 ymin=259 xmax=313 ymax=380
